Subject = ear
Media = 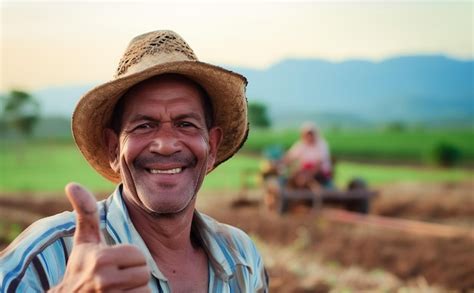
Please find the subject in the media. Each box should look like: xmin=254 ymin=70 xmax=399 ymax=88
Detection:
xmin=206 ymin=126 xmax=223 ymax=173
xmin=104 ymin=128 xmax=120 ymax=173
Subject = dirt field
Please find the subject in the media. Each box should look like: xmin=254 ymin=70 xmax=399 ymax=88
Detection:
xmin=1 ymin=181 xmax=473 ymax=292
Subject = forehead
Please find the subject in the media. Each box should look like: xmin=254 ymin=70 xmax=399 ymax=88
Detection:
xmin=120 ymin=75 xmax=205 ymax=116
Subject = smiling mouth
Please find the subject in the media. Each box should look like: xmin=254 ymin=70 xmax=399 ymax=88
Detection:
xmin=147 ymin=167 xmax=183 ymax=175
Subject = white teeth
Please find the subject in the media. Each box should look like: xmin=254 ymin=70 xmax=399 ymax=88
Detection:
xmin=149 ymin=168 xmax=182 ymax=174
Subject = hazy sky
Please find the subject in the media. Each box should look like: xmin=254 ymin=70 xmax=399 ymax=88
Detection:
xmin=1 ymin=1 xmax=472 ymax=91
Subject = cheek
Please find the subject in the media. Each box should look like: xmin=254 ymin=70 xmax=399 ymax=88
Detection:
xmin=118 ymin=134 xmax=143 ymax=164
xmin=195 ymin=133 xmax=211 ymax=157
xmin=182 ymin=132 xmax=212 ymax=168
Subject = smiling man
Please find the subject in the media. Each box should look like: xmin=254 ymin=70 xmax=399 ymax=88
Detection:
xmin=0 ymin=30 xmax=268 ymax=292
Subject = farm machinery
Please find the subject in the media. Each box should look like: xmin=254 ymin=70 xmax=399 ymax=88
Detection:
xmin=259 ymin=147 xmax=377 ymax=215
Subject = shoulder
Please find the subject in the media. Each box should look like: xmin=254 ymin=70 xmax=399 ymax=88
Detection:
xmin=289 ymin=141 xmax=304 ymax=151
xmin=1 ymin=210 xmax=76 ymax=262
xmin=200 ymin=213 xmax=250 ymax=239
xmin=0 ymin=211 xmax=76 ymax=291
xmin=199 ymin=213 xmax=261 ymax=259
xmin=198 ymin=213 xmax=269 ymax=290
xmin=0 ymin=198 xmax=110 ymax=291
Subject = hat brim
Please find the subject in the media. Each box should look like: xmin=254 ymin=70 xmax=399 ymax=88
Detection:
xmin=72 ymin=60 xmax=249 ymax=183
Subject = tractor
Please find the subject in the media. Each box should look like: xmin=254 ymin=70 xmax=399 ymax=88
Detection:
xmin=260 ymin=146 xmax=376 ymax=215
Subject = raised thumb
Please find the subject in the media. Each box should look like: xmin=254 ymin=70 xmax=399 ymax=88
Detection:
xmin=65 ymin=182 xmax=103 ymax=245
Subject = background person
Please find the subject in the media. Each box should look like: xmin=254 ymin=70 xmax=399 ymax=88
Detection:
xmin=283 ymin=122 xmax=333 ymax=188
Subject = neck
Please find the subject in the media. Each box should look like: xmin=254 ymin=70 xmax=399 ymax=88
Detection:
xmin=123 ymin=194 xmax=198 ymax=263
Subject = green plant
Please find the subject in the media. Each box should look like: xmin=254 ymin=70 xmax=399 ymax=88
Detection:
xmin=432 ymin=142 xmax=462 ymax=167
xmin=248 ymin=101 xmax=271 ymax=128
xmin=2 ymin=90 xmax=40 ymax=138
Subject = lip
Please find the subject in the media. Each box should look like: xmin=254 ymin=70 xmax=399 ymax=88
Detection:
xmin=145 ymin=162 xmax=185 ymax=170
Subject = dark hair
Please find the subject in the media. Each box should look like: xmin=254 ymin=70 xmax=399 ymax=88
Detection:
xmin=110 ymin=75 xmax=214 ymax=134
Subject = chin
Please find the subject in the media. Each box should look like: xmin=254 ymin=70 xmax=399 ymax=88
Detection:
xmin=147 ymin=201 xmax=187 ymax=215
xmin=139 ymin=189 xmax=196 ymax=215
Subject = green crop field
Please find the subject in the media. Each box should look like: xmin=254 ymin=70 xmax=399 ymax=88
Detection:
xmin=1 ymin=140 xmax=472 ymax=194
xmin=244 ymin=128 xmax=474 ymax=164
xmin=0 ymin=141 xmax=115 ymax=193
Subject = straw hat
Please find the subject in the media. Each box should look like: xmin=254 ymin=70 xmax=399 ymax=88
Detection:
xmin=72 ymin=30 xmax=249 ymax=183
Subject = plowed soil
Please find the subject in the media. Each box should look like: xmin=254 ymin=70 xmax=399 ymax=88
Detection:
xmin=1 ymin=181 xmax=473 ymax=291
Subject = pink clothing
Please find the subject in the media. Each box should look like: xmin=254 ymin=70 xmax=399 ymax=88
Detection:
xmin=286 ymin=139 xmax=332 ymax=174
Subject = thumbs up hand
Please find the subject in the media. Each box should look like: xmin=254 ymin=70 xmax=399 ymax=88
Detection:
xmin=49 ymin=183 xmax=151 ymax=292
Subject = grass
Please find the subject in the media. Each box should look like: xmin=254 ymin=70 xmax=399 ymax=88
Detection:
xmin=0 ymin=141 xmax=115 ymax=193
xmin=244 ymin=128 xmax=474 ymax=164
xmin=334 ymin=162 xmax=473 ymax=187
xmin=1 ymin=141 xmax=472 ymax=194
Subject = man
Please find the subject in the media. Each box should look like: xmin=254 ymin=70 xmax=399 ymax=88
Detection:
xmin=284 ymin=122 xmax=333 ymax=187
xmin=0 ymin=30 xmax=268 ymax=292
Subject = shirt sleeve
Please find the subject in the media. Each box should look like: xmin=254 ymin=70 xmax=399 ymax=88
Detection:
xmin=0 ymin=238 xmax=70 ymax=292
xmin=251 ymin=243 xmax=269 ymax=292
xmin=234 ymin=229 xmax=269 ymax=292
xmin=12 ymin=265 xmax=45 ymax=293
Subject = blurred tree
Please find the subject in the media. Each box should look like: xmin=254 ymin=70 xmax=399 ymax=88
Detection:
xmin=432 ymin=142 xmax=462 ymax=167
xmin=248 ymin=101 xmax=271 ymax=128
xmin=1 ymin=90 xmax=40 ymax=139
xmin=384 ymin=121 xmax=407 ymax=132
xmin=0 ymin=95 xmax=7 ymax=136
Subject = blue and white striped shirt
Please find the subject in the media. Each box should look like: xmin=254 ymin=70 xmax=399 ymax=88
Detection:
xmin=0 ymin=186 xmax=268 ymax=292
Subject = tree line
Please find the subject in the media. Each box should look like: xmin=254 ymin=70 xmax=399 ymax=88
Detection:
xmin=0 ymin=90 xmax=40 ymax=139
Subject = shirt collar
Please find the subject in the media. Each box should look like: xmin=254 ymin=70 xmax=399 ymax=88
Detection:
xmin=103 ymin=185 xmax=251 ymax=282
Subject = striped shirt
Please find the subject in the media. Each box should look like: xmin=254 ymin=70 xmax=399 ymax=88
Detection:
xmin=0 ymin=186 xmax=269 ymax=292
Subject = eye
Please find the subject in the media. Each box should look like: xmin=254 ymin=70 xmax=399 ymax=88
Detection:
xmin=133 ymin=122 xmax=155 ymax=132
xmin=176 ymin=121 xmax=196 ymax=128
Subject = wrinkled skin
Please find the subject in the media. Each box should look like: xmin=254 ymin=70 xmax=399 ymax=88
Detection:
xmin=106 ymin=76 xmax=221 ymax=216
xmin=51 ymin=76 xmax=221 ymax=292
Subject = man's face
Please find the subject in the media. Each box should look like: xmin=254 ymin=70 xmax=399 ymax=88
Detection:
xmin=106 ymin=76 xmax=221 ymax=215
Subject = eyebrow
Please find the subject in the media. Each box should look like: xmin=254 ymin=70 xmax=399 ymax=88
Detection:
xmin=128 ymin=114 xmax=157 ymax=124
xmin=127 ymin=113 xmax=204 ymax=124
xmin=173 ymin=113 xmax=204 ymax=122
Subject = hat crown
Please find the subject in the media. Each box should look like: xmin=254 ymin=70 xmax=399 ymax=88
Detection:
xmin=115 ymin=30 xmax=198 ymax=78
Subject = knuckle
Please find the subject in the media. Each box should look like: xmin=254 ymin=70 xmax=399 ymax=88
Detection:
xmin=93 ymin=249 xmax=112 ymax=267
xmin=94 ymin=274 xmax=115 ymax=291
xmin=120 ymin=244 xmax=146 ymax=260
xmin=122 ymin=266 xmax=150 ymax=287
xmin=136 ymin=267 xmax=151 ymax=284
xmin=121 ymin=244 xmax=140 ymax=252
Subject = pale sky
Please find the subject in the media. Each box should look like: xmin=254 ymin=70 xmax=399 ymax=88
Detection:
xmin=1 ymin=0 xmax=472 ymax=91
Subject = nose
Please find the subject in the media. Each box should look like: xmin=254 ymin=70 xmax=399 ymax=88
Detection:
xmin=149 ymin=123 xmax=181 ymax=156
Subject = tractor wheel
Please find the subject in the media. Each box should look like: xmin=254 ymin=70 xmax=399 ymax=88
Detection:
xmin=347 ymin=178 xmax=368 ymax=190
xmin=346 ymin=198 xmax=370 ymax=214
xmin=346 ymin=178 xmax=370 ymax=214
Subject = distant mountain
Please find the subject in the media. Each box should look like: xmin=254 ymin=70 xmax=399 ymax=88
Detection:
xmin=4 ymin=55 xmax=472 ymax=130
xmin=228 ymin=55 xmax=473 ymax=127
xmin=33 ymin=84 xmax=98 ymax=117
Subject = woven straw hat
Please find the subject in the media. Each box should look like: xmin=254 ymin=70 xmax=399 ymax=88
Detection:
xmin=72 ymin=30 xmax=248 ymax=183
